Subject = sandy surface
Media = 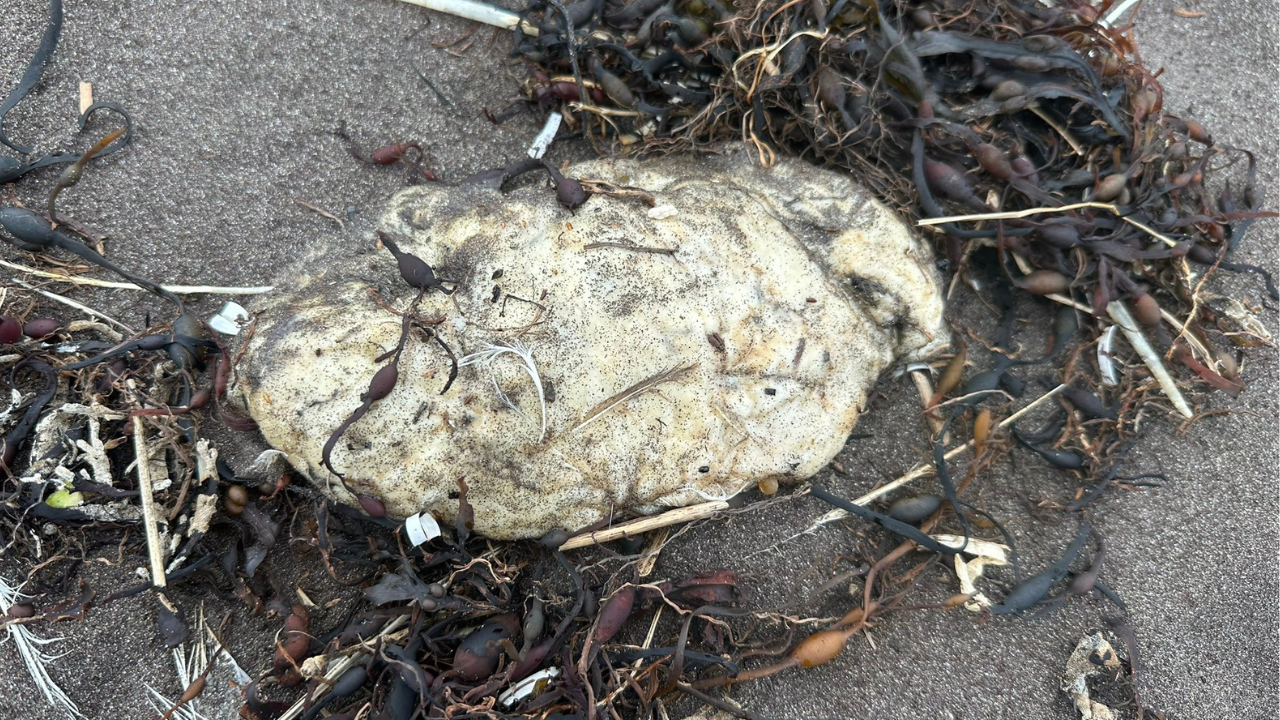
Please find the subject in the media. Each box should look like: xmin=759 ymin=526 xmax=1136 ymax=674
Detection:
xmin=0 ymin=1 xmax=1275 ymax=718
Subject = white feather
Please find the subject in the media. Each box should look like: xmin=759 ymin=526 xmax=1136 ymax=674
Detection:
xmin=459 ymin=341 xmax=547 ymax=442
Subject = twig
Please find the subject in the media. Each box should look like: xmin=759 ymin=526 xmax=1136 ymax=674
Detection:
xmin=578 ymin=179 xmax=657 ymax=207
xmin=917 ymin=202 xmax=1112 ymax=225
xmin=1038 ymin=291 xmax=1213 ymax=362
xmin=559 ymin=501 xmax=730 ymax=551
xmin=1028 ymin=103 xmax=1083 ymax=155
xmin=583 ymin=242 xmax=676 ymax=256
xmin=909 ymin=368 xmax=945 ymax=436
xmin=78 ymin=81 xmax=92 ymax=115
xmin=567 ymin=102 xmax=645 ymax=118
xmin=293 ymin=199 xmax=344 ymax=230
xmin=1106 ymin=301 xmax=1193 ymax=418
xmin=8 ymin=278 xmax=135 ymax=334
xmin=2 ymin=260 xmax=273 ymax=294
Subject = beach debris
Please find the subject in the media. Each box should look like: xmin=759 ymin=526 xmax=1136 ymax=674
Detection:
xmin=238 ymin=147 xmax=947 ymax=538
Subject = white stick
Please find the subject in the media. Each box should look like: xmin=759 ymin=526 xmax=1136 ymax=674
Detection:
xmin=0 ymin=259 xmax=272 ymax=295
xmin=910 ymin=368 xmax=945 ymax=437
xmin=1106 ymin=301 xmax=1193 ymax=418
xmin=390 ymin=0 xmax=537 ymax=34
xmin=131 ymin=411 xmax=168 ymax=588
xmin=527 ymin=112 xmax=562 ymax=159
xmin=1100 ymin=0 xmax=1143 ymax=28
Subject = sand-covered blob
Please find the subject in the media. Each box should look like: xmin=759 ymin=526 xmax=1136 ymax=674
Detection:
xmin=237 ymin=146 xmax=947 ymax=539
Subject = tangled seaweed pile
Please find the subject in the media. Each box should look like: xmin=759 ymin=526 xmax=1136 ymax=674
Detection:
xmin=513 ymin=0 xmax=1275 ymax=357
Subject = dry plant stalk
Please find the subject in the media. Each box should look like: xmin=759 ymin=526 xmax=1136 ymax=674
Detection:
xmin=0 ymin=258 xmax=273 ymax=294
xmin=559 ymin=501 xmax=729 ymax=550
xmin=130 ymin=398 xmax=168 ymax=588
xmin=1107 ymin=301 xmax=1193 ymax=418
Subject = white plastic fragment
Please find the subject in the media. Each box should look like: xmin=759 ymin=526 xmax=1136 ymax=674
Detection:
xmin=1099 ymin=0 xmax=1141 ymax=29
xmin=405 ymin=512 xmax=442 ymax=546
xmin=647 ymin=203 xmax=678 ymax=219
xmin=895 ymin=361 xmax=932 ymax=379
xmin=527 ymin=112 xmax=562 ymax=159
xmin=1097 ymin=325 xmax=1119 ymax=386
xmin=499 ymin=667 xmax=559 ymax=707
xmin=208 ymin=301 xmax=251 ymax=336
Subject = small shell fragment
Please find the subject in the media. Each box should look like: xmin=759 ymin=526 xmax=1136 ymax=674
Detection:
xmin=647 ymin=204 xmax=678 ymax=220
xmin=1098 ymin=325 xmax=1119 ymax=386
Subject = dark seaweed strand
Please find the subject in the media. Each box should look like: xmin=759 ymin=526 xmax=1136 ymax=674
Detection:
xmin=0 ymin=0 xmax=63 ymax=154
xmin=809 ymin=484 xmax=963 ymax=555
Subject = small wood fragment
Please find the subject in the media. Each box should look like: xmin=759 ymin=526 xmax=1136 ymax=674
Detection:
xmin=2 ymin=260 xmax=273 ymax=295
xmin=78 ymin=82 xmax=92 ymax=114
xmin=293 ymin=199 xmax=344 ymax=230
xmin=909 ymin=368 xmax=945 ymax=437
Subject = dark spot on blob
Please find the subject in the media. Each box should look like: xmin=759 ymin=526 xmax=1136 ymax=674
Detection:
xmin=544 ymin=379 xmax=556 ymax=403
xmin=315 ymin=348 xmax=323 ymax=356
xmin=698 ymin=466 xmax=710 ymax=473
xmin=847 ymin=275 xmax=890 ymax=303
xmin=447 ymin=490 xmax=460 ymax=500
xmin=764 ymin=388 xmax=777 ymax=396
